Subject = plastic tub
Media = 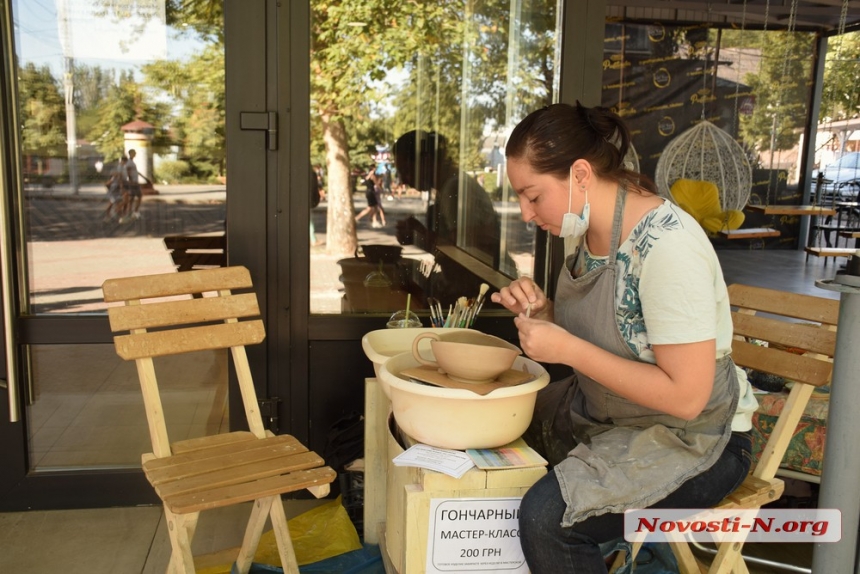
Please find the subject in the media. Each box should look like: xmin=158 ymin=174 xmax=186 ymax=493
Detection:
xmin=378 ymin=352 xmax=549 ymax=450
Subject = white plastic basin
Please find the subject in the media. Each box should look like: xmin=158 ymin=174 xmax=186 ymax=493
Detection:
xmin=361 ymin=327 xmax=474 ymax=382
xmin=378 ymin=351 xmax=550 ymax=450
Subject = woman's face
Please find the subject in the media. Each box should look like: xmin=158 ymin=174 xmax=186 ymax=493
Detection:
xmin=506 ymin=156 xmax=574 ymax=236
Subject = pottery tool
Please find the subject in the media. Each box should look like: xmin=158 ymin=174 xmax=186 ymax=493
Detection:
xmin=469 ymin=283 xmax=490 ymax=326
xmin=456 ymin=296 xmax=468 ymax=327
xmin=525 ymin=302 xmax=532 ymax=318
xmin=427 ymin=297 xmax=440 ymax=327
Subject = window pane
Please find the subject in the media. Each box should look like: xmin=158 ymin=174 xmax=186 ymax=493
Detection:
xmin=27 ymin=344 xmax=227 ymax=471
xmin=310 ymin=0 xmax=561 ymax=316
xmin=13 ymin=0 xmax=226 ymax=315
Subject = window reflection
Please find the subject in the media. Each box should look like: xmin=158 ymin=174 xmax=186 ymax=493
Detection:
xmin=13 ymin=0 xmax=226 ymax=315
xmin=309 ymin=0 xmax=560 ymax=316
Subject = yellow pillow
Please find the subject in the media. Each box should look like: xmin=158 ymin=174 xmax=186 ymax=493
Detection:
xmin=670 ymin=179 xmax=745 ymax=232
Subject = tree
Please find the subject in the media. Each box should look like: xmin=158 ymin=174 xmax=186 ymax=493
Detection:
xmin=312 ymin=0 xmax=559 ymax=256
xmin=143 ymin=44 xmax=226 ymax=179
xmin=73 ymin=64 xmax=118 ymax=142
xmin=86 ymin=70 xmax=171 ymax=162
xmin=738 ymin=31 xmax=815 ymax=153
xmin=820 ymin=31 xmax=860 ymax=123
xmin=17 ymin=63 xmax=66 ymax=156
xmin=311 ymin=1 xmax=442 ymax=256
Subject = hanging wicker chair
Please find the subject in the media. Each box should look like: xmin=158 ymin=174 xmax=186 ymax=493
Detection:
xmin=655 ymin=120 xmax=752 ymax=212
xmin=623 ymin=142 xmax=640 ymax=173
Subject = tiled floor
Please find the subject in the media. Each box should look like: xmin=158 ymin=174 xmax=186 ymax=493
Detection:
xmin=0 ymin=499 xmax=327 ymax=574
xmin=0 ymin=247 xmax=848 ymax=573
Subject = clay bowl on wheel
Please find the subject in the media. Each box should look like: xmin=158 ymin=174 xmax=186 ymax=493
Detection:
xmin=361 ymin=327 xmax=476 ymax=388
xmin=378 ymin=351 xmax=549 ymax=450
xmin=411 ymin=331 xmax=522 ymax=384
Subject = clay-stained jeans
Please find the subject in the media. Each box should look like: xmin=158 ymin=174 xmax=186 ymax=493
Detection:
xmin=519 ymin=432 xmax=753 ymax=574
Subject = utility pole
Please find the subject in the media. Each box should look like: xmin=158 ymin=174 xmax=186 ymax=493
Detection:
xmin=58 ymin=0 xmax=79 ymax=194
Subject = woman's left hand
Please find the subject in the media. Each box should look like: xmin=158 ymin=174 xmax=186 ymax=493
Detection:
xmin=514 ymin=315 xmax=575 ymax=364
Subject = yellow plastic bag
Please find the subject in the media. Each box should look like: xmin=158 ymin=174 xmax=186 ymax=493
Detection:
xmin=198 ymin=496 xmax=362 ymax=573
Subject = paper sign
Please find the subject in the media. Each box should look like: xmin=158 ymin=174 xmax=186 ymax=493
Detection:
xmin=426 ymin=498 xmax=528 ymax=573
xmin=392 ymin=444 xmax=475 ymax=478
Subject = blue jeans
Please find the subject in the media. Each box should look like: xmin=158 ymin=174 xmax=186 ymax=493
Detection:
xmin=519 ymin=432 xmax=753 ymax=574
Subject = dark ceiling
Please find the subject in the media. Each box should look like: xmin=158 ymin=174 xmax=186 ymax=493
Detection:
xmin=606 ymin=1 xmax=860 ymax=34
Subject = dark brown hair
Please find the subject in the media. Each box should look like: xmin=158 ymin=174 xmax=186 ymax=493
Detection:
xmin=505 ymin=102 xmax=655 ymax=194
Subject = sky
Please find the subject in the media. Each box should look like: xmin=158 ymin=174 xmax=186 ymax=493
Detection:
xmin=13 ymin=0 xmax=204 ymax=77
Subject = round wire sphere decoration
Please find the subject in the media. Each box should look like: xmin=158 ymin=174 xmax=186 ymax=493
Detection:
xmin=654 ymin=120 xmax=752 ymax=212
xmin=623 ymin=142 xmax=640 ymax=173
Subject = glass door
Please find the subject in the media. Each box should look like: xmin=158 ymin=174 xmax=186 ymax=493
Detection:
xmin=0 ymin=0 xmax=230 ymax=509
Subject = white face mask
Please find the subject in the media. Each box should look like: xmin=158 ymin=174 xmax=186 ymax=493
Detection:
xmin=559 ymin=169 xmax=589 ymax=239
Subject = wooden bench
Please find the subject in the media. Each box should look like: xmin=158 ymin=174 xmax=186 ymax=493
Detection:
xmin=164 ymin=234 xmax=227 ymax=272
xmin=719 ymin=227 xmax=780 ymax=239
xmin=804 ymin=246 xmax=856 ymax=264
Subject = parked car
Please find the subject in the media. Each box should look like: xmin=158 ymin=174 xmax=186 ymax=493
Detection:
xmin=816 ymin=152 xmax=860 ymax=200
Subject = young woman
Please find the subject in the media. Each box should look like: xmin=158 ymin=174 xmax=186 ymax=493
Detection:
xmin=490 ymin=102 xmax=758 ymax=573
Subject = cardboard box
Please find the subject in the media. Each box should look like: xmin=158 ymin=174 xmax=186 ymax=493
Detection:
xmin=384 ymin=412 xmax=546 ymax=573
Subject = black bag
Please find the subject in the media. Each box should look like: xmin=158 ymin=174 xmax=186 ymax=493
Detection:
xmin=322 ymin=411 xmax=364 ymax=472
xmin=310 ymin=164 xmax=321 ymax=208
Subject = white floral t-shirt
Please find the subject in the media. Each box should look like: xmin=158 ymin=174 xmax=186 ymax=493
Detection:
xmin=572 ymin=198 xmax=757 ymax=430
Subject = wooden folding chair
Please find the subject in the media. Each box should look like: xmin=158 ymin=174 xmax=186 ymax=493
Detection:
xmin=613 ymin=284 xmax=838 ymax=573
xmin=102 ymin=266 xmax=336 ymax=574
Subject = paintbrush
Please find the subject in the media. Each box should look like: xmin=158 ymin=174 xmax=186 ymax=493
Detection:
xmin=469 ymin=283 xmax=490 ymax=326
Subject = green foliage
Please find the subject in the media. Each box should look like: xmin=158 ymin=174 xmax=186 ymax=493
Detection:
xmin=85 ymin=70 xmax=171 ymax=162
xmin=17 ymin=63 xmax=66 ymax=155
xmin=821 ymin=31 xmax=860 ymax=122
xmin=738 ymin=30 xmax=815 ymax=152
xmin=142 ymin=44 xmax=226 ymax=178
xmin=156 ymin=159 xmax=190 ymax=183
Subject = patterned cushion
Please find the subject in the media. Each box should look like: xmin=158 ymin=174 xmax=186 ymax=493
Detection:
xmin=751 ymin=388 xmax=829 ymax=476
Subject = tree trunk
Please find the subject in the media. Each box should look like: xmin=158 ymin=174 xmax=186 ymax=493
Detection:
xmin=322 ymin=113 xmax=357 ymax=257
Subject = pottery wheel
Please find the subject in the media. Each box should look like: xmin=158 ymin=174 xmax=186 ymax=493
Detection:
xmin=399 ymin=365 xmax=535 ymax=395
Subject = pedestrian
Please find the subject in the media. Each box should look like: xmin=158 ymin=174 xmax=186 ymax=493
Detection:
xmin=121 ymin=148 xmax=142 ymax=222
xmin=310 ymin=163 xmax=324 ymax=247
xmin=355 ymin=170 xmax=385 ymax=228
xmin=102 ymin=156 xmax=127 ymax=222
xmin=491 ymin=102 xmax=758 ymax=572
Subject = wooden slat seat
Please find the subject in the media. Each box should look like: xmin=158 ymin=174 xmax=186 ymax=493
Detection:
xmin=719 ymin=227 xmax=780 ymax=239
xmin=804 ymin=246 xmax=855 ymax=259
xmin=746 ymin=204 xmax=836 ymax=216
xmin=164 ymin=234 xmax=227 ymax=272
xmin=717 ymin=475 xmax=784 ymax=510
xmin=102 ymin=266 xmax=335 ymax=574
xmin=839 ymin=230 xmax=860 ymax=239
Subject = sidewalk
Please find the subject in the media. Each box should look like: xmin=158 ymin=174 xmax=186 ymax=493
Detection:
xmin=25 ymin=182 xmax=227 ymax=204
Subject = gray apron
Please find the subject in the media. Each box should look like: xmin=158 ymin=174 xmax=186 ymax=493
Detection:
xmin=529 ymin=185 xmax=739 ymax=527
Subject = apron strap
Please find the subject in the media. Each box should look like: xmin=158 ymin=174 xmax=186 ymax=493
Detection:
xmin=607 ymin=183 xmax=628 ymax=262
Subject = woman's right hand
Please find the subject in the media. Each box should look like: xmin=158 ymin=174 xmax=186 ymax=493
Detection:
xmin=490 ymin=277 xmax=550 ymax=319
